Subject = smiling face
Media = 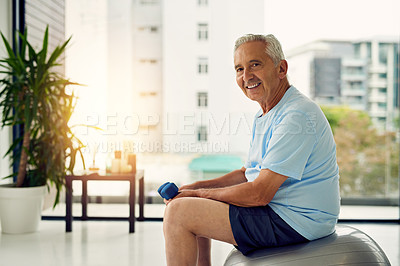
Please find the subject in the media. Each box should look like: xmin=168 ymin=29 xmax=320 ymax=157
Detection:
xmin=234 ymin=41 xmax=288 ymax=113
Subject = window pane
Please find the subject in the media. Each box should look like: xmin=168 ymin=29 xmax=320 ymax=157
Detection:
xmin=198 ymin=57 xmax=208 ymax=74
xmin=289 ymin=38 xmax=399 ymax=220
xmin=58 ymin=0 xmax=399 ymax=221
xmin=198 ymin=0 xmax=208 ymax=6
xmin=198 ymin=23 xmax=208 ymax=40
xmin=197 ymin=126 xmax=207 ymax=142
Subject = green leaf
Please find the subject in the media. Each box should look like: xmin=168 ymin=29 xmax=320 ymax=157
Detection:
xmin=0 ymin=32 xmax=15 ymax=60
xmin=39 ymin=26 xmax=49 ymax=66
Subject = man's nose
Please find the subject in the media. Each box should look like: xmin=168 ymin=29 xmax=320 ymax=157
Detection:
xmin=243 ymin=69 xmax=253 ymax=82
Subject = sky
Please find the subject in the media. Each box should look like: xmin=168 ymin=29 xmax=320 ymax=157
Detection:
xmin=264 ymin=0 xmax=400 ymax=51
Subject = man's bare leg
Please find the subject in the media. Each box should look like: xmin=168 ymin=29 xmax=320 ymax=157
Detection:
xmin=163 ymin=197 xmax=237 ymax=266
xmin=197 ymin=237 xmax=211 ymax=266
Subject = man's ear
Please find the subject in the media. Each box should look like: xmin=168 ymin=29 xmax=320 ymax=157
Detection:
xmin=278 ymin=60 xmax=288 ymax=79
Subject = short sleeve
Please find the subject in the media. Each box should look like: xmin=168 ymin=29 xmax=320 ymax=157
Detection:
xmin=261 ymin=111 xmax=317 ymax=180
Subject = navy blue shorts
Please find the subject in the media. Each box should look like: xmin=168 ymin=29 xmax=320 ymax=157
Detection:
xmin=229 ymin=204 xmax=309 ymax=255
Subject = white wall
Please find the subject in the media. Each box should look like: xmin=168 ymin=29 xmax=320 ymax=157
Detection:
xmin=0 ymin=0 xmax=12 ymax=181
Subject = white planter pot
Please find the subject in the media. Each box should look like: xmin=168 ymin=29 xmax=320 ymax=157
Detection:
xmin=0 ymin=184 xmax=46 ymax=234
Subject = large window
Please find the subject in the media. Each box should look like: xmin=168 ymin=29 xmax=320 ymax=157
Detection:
xmin=36 ymin=0 xmax=399 ymax=222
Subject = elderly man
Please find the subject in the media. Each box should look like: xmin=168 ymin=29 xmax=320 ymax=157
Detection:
xmin=163 ymin=34 xmax=340 ymax=266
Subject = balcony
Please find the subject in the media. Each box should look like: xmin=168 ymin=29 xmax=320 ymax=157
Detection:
xmin=369 ymin=64 xmax=387 ymax=74
xmin=341 ymin=88 xmax=365 ymax=97
xmin=369 ymin=78 xmax=387 ymax=89
xmin=369 ymin=109 xmax=387 ymax=118
xmin=369 ymin=91 xmax=387 ymax=103
xmin=342 ymin=74 xmax=366 ymax=81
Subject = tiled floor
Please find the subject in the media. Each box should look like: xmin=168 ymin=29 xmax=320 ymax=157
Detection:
xmin=0 ymin=220 xmax=233 ymax=266
xmin=0 ymin=219 xmax=398 ymax=266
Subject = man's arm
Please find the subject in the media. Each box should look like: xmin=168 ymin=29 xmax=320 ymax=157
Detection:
xmin=180 ymin=167 xmax=248 ymax=190
xmin=176 ymin=168 xmax=287 ymax=207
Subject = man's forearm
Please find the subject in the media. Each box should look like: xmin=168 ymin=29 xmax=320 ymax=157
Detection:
xmin=198 ymin=182 xmax=263 ymax=207
xmin=179 ymin=169 xmax=288 ymax=207
xmin=188 ymin=167 xmax=247 ymax=189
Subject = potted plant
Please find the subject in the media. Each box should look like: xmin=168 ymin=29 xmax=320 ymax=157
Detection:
xmin=0 ymin=26 xmax=85 ymax=233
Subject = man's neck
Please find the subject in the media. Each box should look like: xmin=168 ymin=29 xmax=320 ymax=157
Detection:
xmin=261 ymin=78 xmax=290 ymax=115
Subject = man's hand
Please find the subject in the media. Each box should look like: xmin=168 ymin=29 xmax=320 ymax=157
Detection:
xmin=179 ymin=183 xmax=198 ymax=191
xmin=163 ymin=167 xmax=248 ymax=205
xmin=164 ymin=189 xmax=202 ymax=205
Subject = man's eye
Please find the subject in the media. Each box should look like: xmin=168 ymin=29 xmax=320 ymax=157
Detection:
xmin=252 ymin=63 xmax=260 ymax=67
xmin=236 ymin=68 xmax=243 ymax=72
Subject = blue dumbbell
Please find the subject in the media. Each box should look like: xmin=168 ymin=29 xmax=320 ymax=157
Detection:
xmin=158 ymin=182 xmax=179 ymax=200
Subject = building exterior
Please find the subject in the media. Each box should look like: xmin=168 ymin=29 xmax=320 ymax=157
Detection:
xmin=130 ymin=0 xmax=163 ymax=152
xmin=64 ymin=0 xmax=264 ymax=168
xmin=287 ymin=37 xmax=399 ymax=131
xmin=354 ymin=37 xmax=399 ymax=130
xmin=162 ymin=0 xmax=263 ymax=156
xmin=64 ymin=0 xmax=162 ymax=161
xmin=340 ymin=57 xmax=369 ymax=111
xmin=287 ymin=40 xmax=363 ymax=104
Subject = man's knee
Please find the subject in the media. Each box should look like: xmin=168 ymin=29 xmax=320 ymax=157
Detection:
xmin=163 ymin=198 xmax=190 ymax=227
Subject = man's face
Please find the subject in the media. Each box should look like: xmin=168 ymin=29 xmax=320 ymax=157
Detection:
xmin=234 ymin=41 xmax=281 ymax=104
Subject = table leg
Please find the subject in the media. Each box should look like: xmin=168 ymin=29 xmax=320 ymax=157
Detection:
xmin=138 ymin=176 xmax=145 ymax=221
xmin=82 ymin=179 xmax=88 ymax=220
xmin=129 ymin=177 xmax=136 ymax=233
xmin=66 ymin=177 xmax=72 ymax=232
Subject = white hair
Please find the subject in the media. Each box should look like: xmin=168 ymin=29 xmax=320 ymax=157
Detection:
xmin=234 ymin=34 xmax=285 ymax=66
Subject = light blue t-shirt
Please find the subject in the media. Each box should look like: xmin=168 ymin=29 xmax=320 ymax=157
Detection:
xmin=244 ymin=86 xmax=340 ymax=240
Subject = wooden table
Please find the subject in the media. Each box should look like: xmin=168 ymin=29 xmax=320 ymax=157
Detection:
xmin=65 ymin=170 xmax=144 ymax=233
